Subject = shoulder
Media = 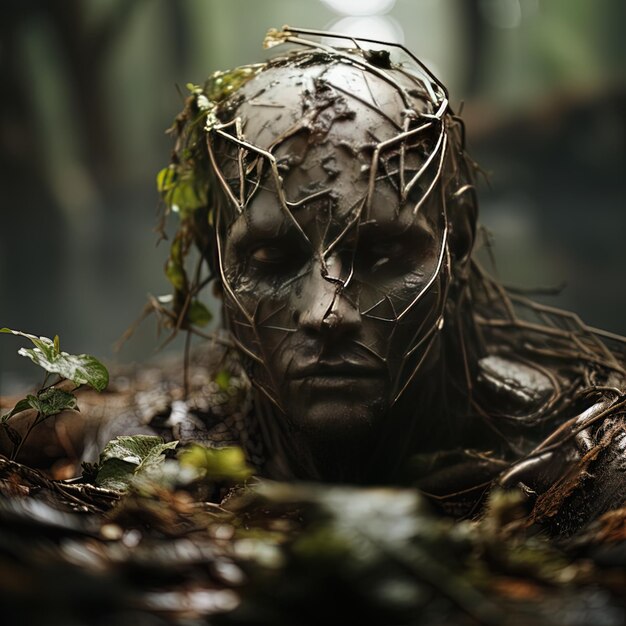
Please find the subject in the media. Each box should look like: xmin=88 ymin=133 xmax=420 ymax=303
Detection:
xmin=475 ymin=354 xmax=556 ymax=420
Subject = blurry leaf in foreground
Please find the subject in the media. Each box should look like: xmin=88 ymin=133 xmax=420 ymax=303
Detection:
xmin=225 ymin=483 xmax=496 ymax=625
xmin=179 ymin=445 xmax=252 ymax=482
xmin=96 ymin=435 xmax=178 ymax=491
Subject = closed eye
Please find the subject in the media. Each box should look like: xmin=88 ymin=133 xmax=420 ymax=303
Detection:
xmin=250 ymin=245 xmax=287 ymax=264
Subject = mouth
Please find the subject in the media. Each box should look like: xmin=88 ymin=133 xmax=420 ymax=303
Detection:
xmin=290 ymin=360 xmax=385 ymax=380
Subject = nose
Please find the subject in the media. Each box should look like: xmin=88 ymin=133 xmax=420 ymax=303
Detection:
xmin=296 ymin=255 xmax=361 ymax=337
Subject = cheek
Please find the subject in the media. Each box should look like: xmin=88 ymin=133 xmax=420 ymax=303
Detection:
xmin=224 ymin=275 xmax=296 ymax=359
xmin=359 ymin=262 xmax=444 ymax=367
xmin=359 ymin=263 xmax=434 ymax=321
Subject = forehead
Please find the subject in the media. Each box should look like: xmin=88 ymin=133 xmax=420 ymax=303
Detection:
xmin=222 ymin=55 xmax=433 ymax=150
xmin=215 ymin=53 xmax=442 ymax=246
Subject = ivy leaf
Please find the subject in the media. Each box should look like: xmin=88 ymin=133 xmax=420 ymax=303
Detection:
xmin=95 ymin=459 xmax=137 ymax=492
xmin=215 ymin=369 xmax=231 ymax=392
xmin=1 ymin=328 xmax=57 ymax=359
xmin=26 ymin=388 xmax=77 ymax=418
xmin=1 ymin=398 xmax=32 ymax=421
xmin=1 ymin=328 xmax=109 ymax=392
xmin=188 ymin=300 xmax=212 ymax=327
xmin=165 ymin=258 xmax=187 ymax=292
xmin=178 ymin=445 xmax=252 ymax=482
xmin=96 ymin=435 xmax=178 ymax=491
xmin=18 ymin=349 xmax=109 ymax=392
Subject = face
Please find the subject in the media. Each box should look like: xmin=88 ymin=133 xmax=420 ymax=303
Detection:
xmin=218 ymin=138 xmax=449 ymax=443
xmin=207 ymin=54 xmax=457 ymax=456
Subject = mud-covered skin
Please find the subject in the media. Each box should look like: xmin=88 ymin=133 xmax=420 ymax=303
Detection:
xmin=197 ymin=32 xmax=626 ymax=521
xmin=207 ymin=48 xmax=476 ymax=481
xmin=198 ymin=37 xmax=626 ymax=497
xmin=4 ymin=31 xmax=624 ymax=536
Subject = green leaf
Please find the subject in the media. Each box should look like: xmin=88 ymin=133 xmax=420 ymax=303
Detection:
xmin=188 ymin=300 xmax=212 ymax=327
xmin=17 ymin=348 xmax=109 ymax=391
xmin=95 ymin=458 xmax=138 ymax=492
xmin=1 ymin=398 xmax=32 ymax=421
xmin=2 ymin=328 xmax=109 ymax=391
xmin=178 ymin=445 xmax=252 ymax=481
xmin=167 ymin=178 xmax=207 ymax=215
xmin=1 ymin=328 xmax=57 ymax=360
xmin=96 ymin=435 xmax=178 ymax=491
xmin=165 ymin=234 xmax=188 ymax=291
xmin=26 ymin=388 xmax=77 ymax=418
xmin=165 ymin=258 xmax=187 ymax=291
xmin=214 ymin=369 xmax=231 ymax=392
xmin=156 ymin=166 xmax=177 ymax=193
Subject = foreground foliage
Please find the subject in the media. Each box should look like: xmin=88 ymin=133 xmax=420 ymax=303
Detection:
xmin=1 ymin=329 xmax=108 ymax=461
xmin=0 ymin=331 xmax=624 ymax=624
xmin=0 ymin=447 xmax=624 ymax=626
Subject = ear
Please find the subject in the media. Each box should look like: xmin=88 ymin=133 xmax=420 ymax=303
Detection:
xmin=447 ymin=185 xmax=477 ymax=271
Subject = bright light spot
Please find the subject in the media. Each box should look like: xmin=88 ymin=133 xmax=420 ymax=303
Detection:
xmin=480 ymin=0 xmax=522 ymax=29
xmin=325 ymin=16 xmax=405 ymax=50
xmin=320 ymin=0 xmax=396 ymax=17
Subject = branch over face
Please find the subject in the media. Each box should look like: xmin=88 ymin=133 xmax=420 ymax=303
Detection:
xmin=159 ymin=28 xmax=482 ymax=481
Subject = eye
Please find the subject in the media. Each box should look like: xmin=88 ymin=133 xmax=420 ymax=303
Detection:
xmin=364 ymin=241 xmax=408 ymax=272
xmin=242 ymin=236 xmax=307 ymax=278
xmin=250 ymin=245 xmax=286 ymax=264
xmin=372 ymin=255 xmax=391 ymax=271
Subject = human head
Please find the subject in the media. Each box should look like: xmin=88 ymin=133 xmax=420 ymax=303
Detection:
xmin=162 ymin=27 xmax=479 ymax=479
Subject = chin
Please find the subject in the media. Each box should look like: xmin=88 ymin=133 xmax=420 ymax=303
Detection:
xmin=288 ymin=396 xmax=387 ymax=444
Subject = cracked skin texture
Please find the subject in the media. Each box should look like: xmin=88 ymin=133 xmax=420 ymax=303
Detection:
xmin=2 ymin=44 xmax=625 ymax=536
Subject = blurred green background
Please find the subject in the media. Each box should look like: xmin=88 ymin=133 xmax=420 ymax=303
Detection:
xmin=1 ymin=0 xmax=624 ymax=392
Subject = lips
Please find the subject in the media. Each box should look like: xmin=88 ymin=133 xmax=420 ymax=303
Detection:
xmin=290 ymin=360 xmax=385 ymax=380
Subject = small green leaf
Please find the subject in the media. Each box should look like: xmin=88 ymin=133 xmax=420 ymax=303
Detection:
xmin=96 ymin=458 xmax=137 ymax=492
xmin=188 ymin=300 xmax=212 ymax=327
xmin=156 ymin=166 xmax=177 ymax=193
xmin=1 ymin=398 xmax=32 ymax=421
xmin=27 ymin=388 xmax=77 ymax=418
xmin=167 ymin=178 xmax=207 ymax=215
xmin=96 ymin=435 xmax=178 ymax=491
xmin=165 ymin=258 xmax=187 ymax=291
xmin=165 ymin=234 xmax=188 ymax=291
xmin=25 ymin=394 xmax=40 ymax=412
xmin=53 ymin=335 xmax=60 ymax=354
xmin=215 ymin=369 xmax=231 ymax=392
xmin=178 ymin=445 xmax=252 ymax=482
xmin=17 ymin=348 xmax=109 ymax=392
xmin=1 ymin=328 xmax=57 ymax=360
xmin=2 ymin=328 xmax=109 ymax=391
